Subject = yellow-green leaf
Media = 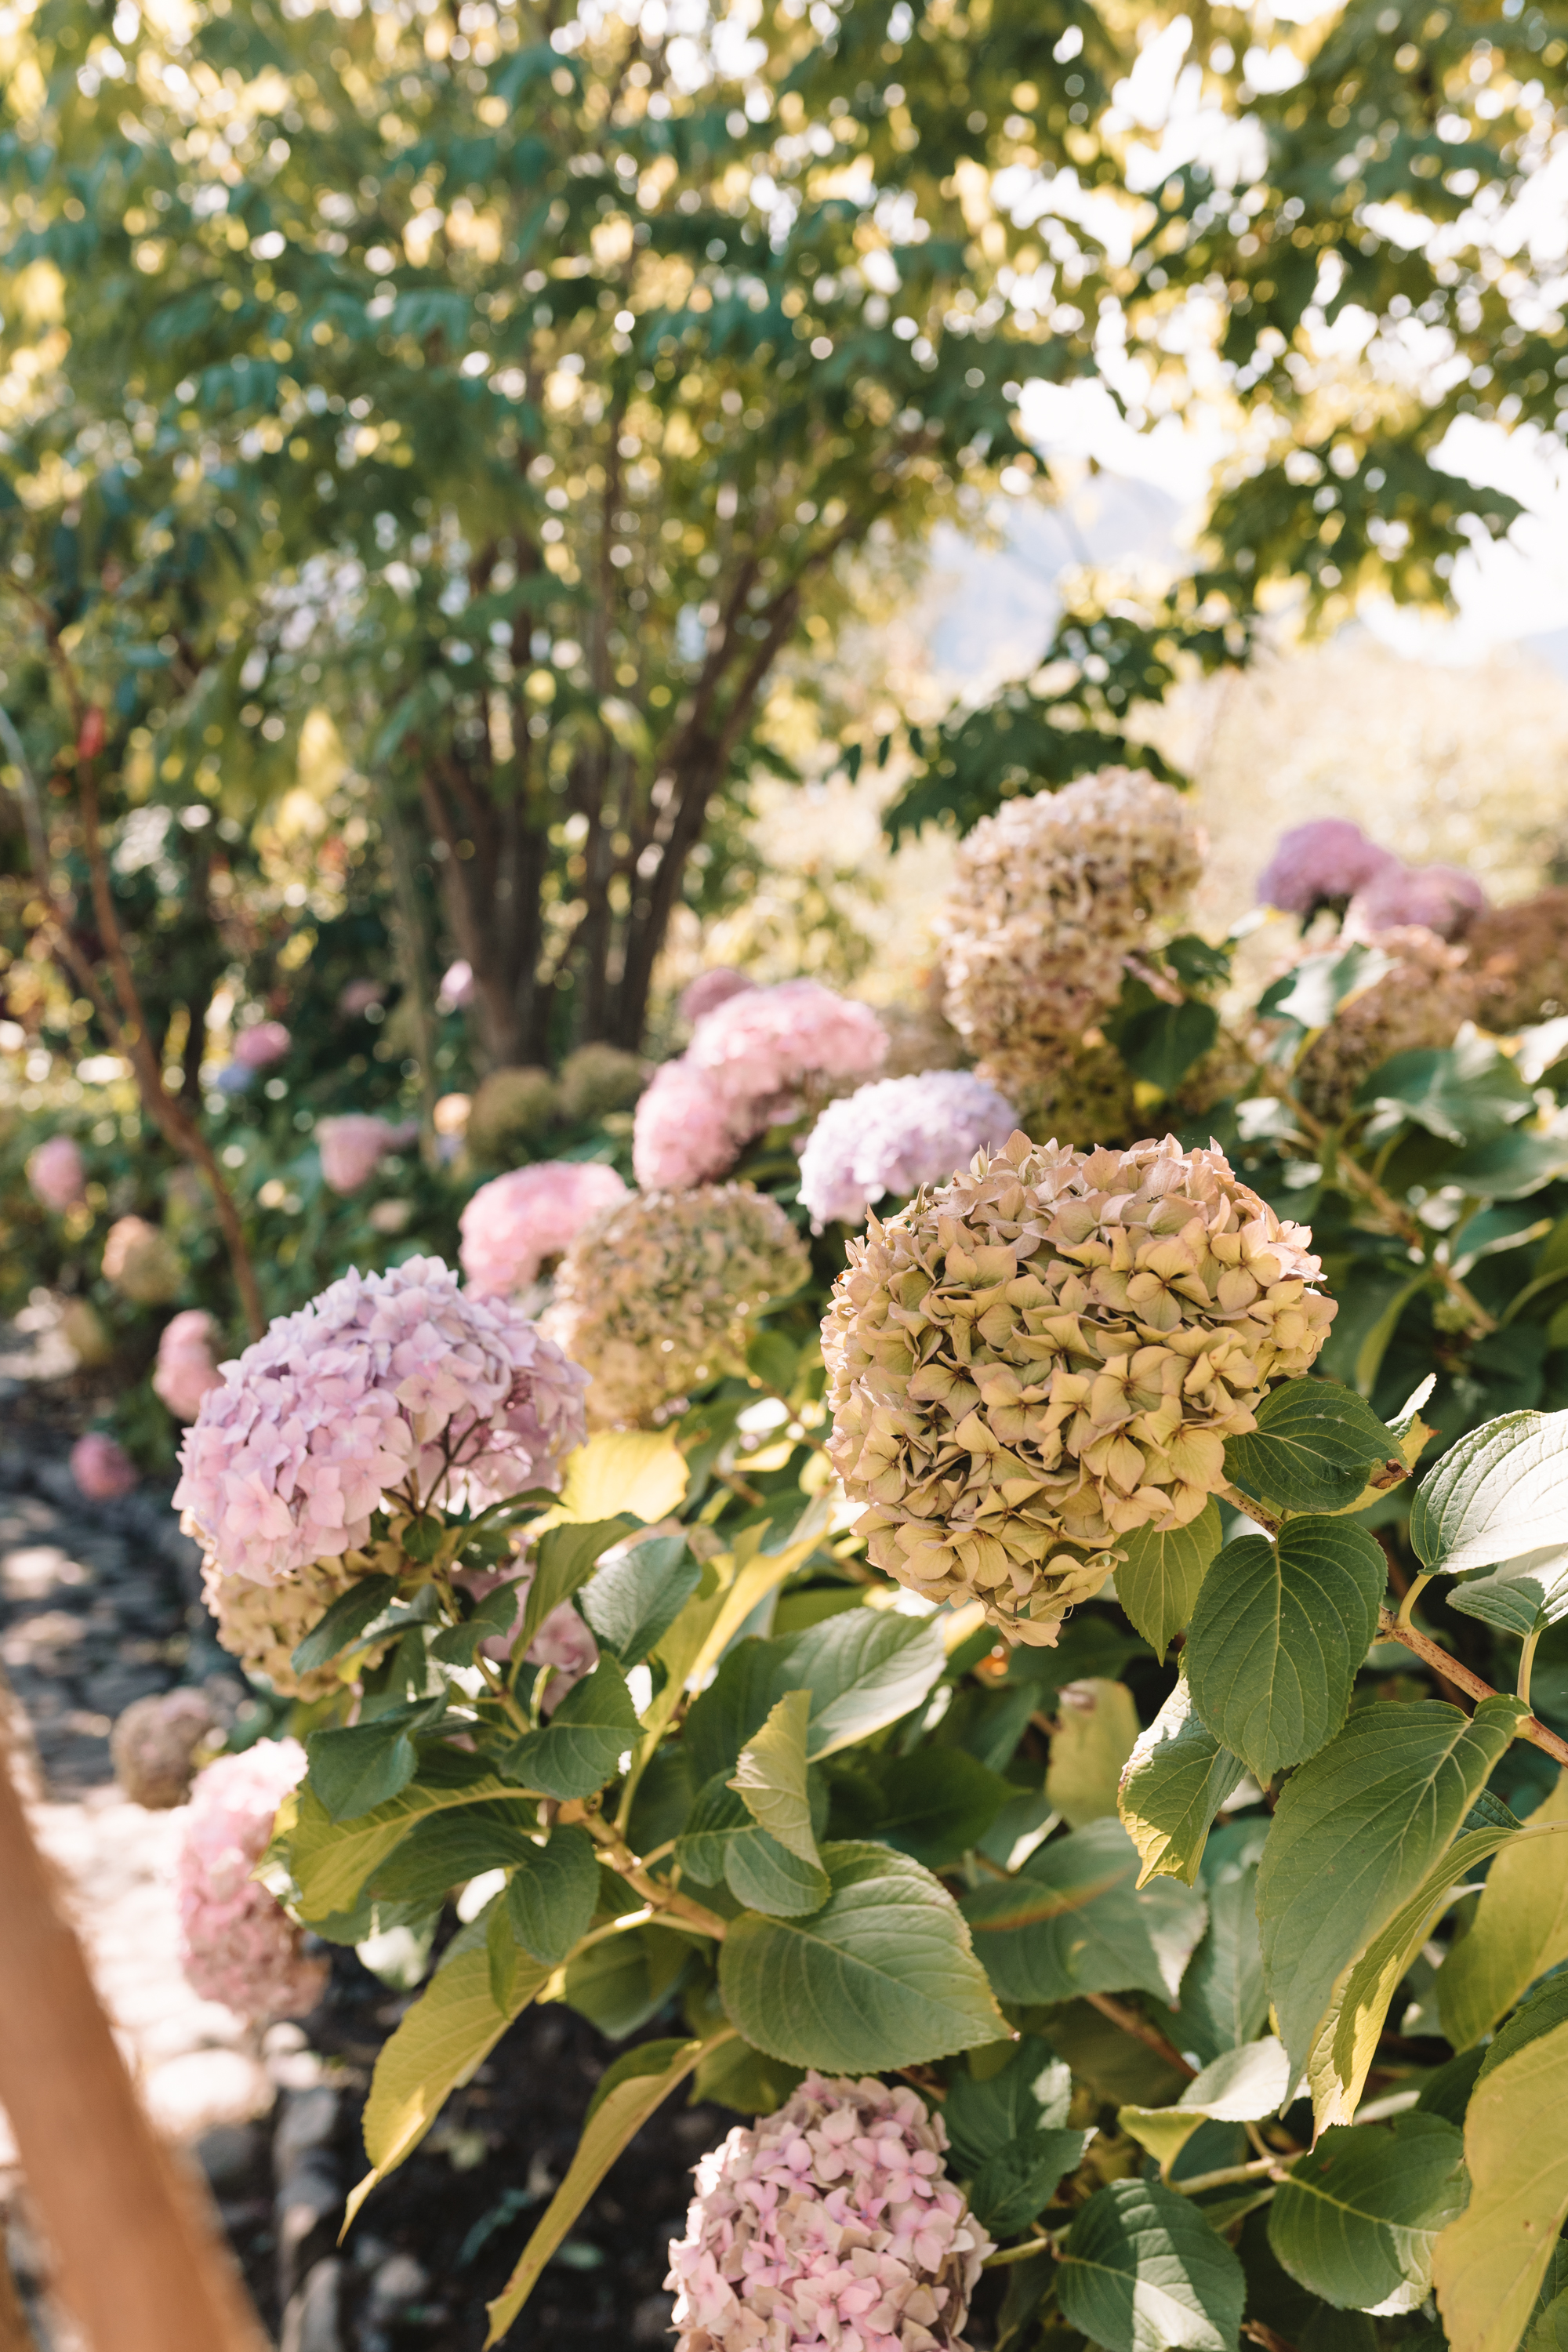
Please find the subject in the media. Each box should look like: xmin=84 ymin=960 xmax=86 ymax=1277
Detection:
xmin=730 ymin=1688 xmax=819 ymax=1866
xmin=1047 ymin=1679 xmax=1142 ymax=1828
xmin=1433 ymin=2016 xmax=1568 ymax=2352
xmin=484 ymin=2031 xmax=728 ymax=2343
xmin=345 ymin=1915 xmax=550 ymax=2230
xmin=274 ymin=1770 xmax=519 ymax=1926
xmin=535 ymin=1428 xmax=689 ymax=1534
xmin=1439 ymin=1772 xmax=1568 ymax=2050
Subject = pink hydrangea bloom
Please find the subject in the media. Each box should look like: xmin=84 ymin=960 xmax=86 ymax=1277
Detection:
xmin=460 ymin=1162 xmax=630 ymax=1296
xmin=154 ymin=1308 xmax=224 ymax=1423
xmin=667 ymin=2073 xmax=993 ymax=2352
xmin=338 ymin=978 xmax=386 ymax=1018
xmin=797 ymin=1071 xmax=1019 ymax=1229
xmin=454 ymin=1556 xmax=599 ymax=1709
xmin=233 ymin=1021 xmax=291 ymax=1071
xmin=688 ymin=979 xmax=888 ymax=1112
xmin=1257 ymin=818 xmax=1397 ymax=914
xmin=27 ymin=1134 xmax=85 ymax=1214
xmin=679 ymin=967 xmax=754 ymax=1025
xmin=441 ymin=959 xmax=476 ymax=1008
xmin=318 ymin=1113 xmax=402 ymax=1194
xmin=71 ymin=1432 xmax=138 ymax=1501
xmin=176 ymin=1739 xmax=328 ymax=2022
xmin=173 ymin=1257 xmax=590 ymax=1584
xmin=1351 ymin=861 xmax=1488 ymax=942
xmin=633 ymin=1061 xmax=747 ymax=1190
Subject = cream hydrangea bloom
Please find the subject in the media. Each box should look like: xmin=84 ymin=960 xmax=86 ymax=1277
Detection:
xmin=822 ymin=1132 xmax=1334 ymax=1644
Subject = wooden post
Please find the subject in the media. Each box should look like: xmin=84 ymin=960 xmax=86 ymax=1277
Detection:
xmin=0 ymin=1716 xmax=270 ymax=2352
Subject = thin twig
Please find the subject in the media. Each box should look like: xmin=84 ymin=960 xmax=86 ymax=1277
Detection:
xmin=1083 ymin=1993 xmax=1197 ymax=2080
xmin=1290 ymin=1098 xmax=1497 ymax=1335
xmin=1376 ymin=1608 xmax=1568 ymax=1766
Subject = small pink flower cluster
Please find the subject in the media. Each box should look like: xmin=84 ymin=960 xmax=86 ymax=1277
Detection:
xmin=71 ymin=1431 xmax=138 ymax=1501
xmin=27 ymin=1134 xmax=86 ymax=1214
xmin=154 ymin=1308 xmax=224 ymax=1422
xmin=1351 ymin=860 xmax=1487 ymax=942
xmin=233 ymin=1020 xmax=291 ymax=1071
xmin=176 ymin=1738 xmax=328 ymax=2022
xmin=1257 ymin=818 xmax=1396 ymax=913
xmin=318 ymin=1113 xmax=414 ymax=1195
xmin=797 ymin=1071 xmax=1018 ymax=1230
xmin=459 ymin=1161 xmax=630 ymax=1297
xmin=634 ymin=981 xmax=887 ymax=1189
xmin=667 ymin=2073 xmax=992 ymax=2352
xmin=173 ymin=1258 xmax=589 ymax=1584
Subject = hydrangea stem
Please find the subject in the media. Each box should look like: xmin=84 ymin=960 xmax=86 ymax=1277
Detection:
xmin=1376 ymin=1606 xmax=1568 ymax=1766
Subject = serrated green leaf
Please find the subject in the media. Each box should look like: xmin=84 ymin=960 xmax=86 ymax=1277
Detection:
xmin=1258 ymin=1697 xmax=1523 ymax=2074
xmin=272 ymin=1765 xmax=518 ymax=1925
xmin=1046 ymin=1679 xmax=1142 ymax=1828
xmin=775 ymin=1608 xmax=948 ymax=1760
xmin=971 ymin=2127 xmax=1094 ymax=2237
xmin=347 ymin=1913 xmax=550 ymax=2230
xmin=308 ymin=1712 xmax=425 ymax=1821
xmin=962 ymin=1817 xmax=1207 ymax=2007
xmin=1439 ymin=1773 xmax=1568 ymax=2049
xmin=676 ymin=1773 xmax=828 ymax=1916
xmin=945 ymin=2037 xmax=1074 ymax=2171
xmin=484 ymin=2031 xmax=720 ymax=2344
xmin=521 ymin=1518 xmax=637 ymax=1650
xmin=579 ymin=1534 xmax=700 ymax=1664
xmin=718 ymin=1841 xmax=1006 ymax=2070
xmin=825 ymin=1745 xmax=1014 ymax=1869
xmin=503 ymin=1659 xmax=640 ymax=1800
xmin=1433 ymin=2017 xmax=1568 ymax=2352
xmin=1225 ymin=1381 xmax=1398 ymax=1516
xmin=1448 ymin=1544 xmax=1568 ymax=1639
xmin=505 ymin=1824 xmax=601 ymax=1967
xmin=731 ymin=1688 xmax=820 ymax=1864
xmin=1410 ymin=1408 xmax=1568 ymax=1573
xmin=364 ymin=1802 xmax=539 ymax=1911
xmin=1118 ymin=1667 xmax=1247 ymax=1888
xmin=1186 ymin=1517 xmax=1386 ymax=1782
xmin=1057 ymin=2177 xmax=1246 ymax=2352
xmin=1115 ymin=1503 xmax=1222 ymax=1659
xmin=1178 ymin=1857 xmax=1269 ymax=2065
xmin=291 ymin=1572 xmax=399 ymax=1675
xmin=1270 ymin=2114 xmax=1468 ymax=2314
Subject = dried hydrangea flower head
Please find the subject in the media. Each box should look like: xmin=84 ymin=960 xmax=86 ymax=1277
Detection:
xmin=1257 ymin=818 xmax=1396 ymax=915
xmin=666 ymin=2071 xmax=992 ymax=2352
xmin=1458 ymin=889 xmax=1568 ymax=1033
xmin=1349 ymin=861 xmax=1487 ymax=942
xmin=822 ymin=1133 xmax=1334 ymax=1644
xmin=102 ymin=1214 xmax=186 ymax=1305
xmin=460 ymin=1161 xmax=630 ymax=1297
xmin=546 ymin=1185 xmax=810 ymax=1428
xmin=1294 ymin=926 xmax=1476 ymax=1124
xmin=27 ymin=1134 xmax=85 ymax=1214
xmin=176 ymin=1739 xmax=328 ymax=2022
xmin=938 ymin=769 xmax=1204 ymax=1094
xmin=466 ymin=1066 xmax=558 ymax=1161
xmin=174 ymin=1257 xmax=590 ymax=1585
xmin=1007 ymin=1042 xmax=1138 ymax=1156
xmin=154 ymin=1308 xmax=223 ymax=1422
xmin=633 ymin=1059 xmax=746 ymax=1189
xmin=557 ymin=1041 xmax=646 ymax=1124
xmin=71 ymin=1431 xmax=138 ymax=1501
xmin=797 ymin=1071 xmax=1018 ymax=1230
xmin=201 ymin=1552 xmax=395 ymax=1700
xmin=111 ymin=1688 xmax=220 ymax=1809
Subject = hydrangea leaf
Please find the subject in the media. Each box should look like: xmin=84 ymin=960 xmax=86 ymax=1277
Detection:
xmin=962 ymin=1817 xmax=1207 ymax=2007
xmin=502 ymin=1659 xmax=640 ymax=1801
xmin=1270 ymin=2114 xmax=1468 ymax=2314
xmin=1440 ymin=1773 xmax=1568 ymax=2049
xmin=1045 ymin=1678 xmax=1142 ymax=1828
xmin=1117 ymin=1668 xmax=1246 ymax=1888
xmin=731 ymin=1688 xmax=820 ymax=1864
xmin=1057 ymin=2177 xmax=1246 ymax=2352
xmin=824 ymin=1745 xmax=1014 ymax=1870
xmin=1114 ymin=1502 xmax=1222 ymax=1660
xmin=504 ymin=1824 xmax=601 ymax=1969
xmin=1410 ymin=1407 xmax=1568 ymax=1573
xmin=1224 ymin=1381 xmax=1399 ymax=1517
xmin=579 ymin=1534 xmax=700 ymax=1664
xmin=970 ymin=2127 xmax=1094 ymax=2238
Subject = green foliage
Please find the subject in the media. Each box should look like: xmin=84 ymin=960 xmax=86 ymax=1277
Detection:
xmin=1057 ymin=2176 xmax=1246 ymax=2352
xmin=1269 ymin=2116 xmax=1468 ymax=2315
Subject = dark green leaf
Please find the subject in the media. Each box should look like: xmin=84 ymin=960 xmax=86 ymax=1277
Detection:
xmin=506 ymin=1825 xmax=601 ymax=1967
xmin=971 ymin=2127 xmax=1093 ymax=2238
xmin=826 ymin=1746 xmax=1014 ymax=1869
xmin=579 ymin=1535 xmax=700 ymax=1664
xmin=677 ymin=1773 xmax=829 ymax=1917
xmin=961 ymin=1817 xmax=1207 ymax=2008
xmin=521 ymin=1518 xmax=638 ymax=1650
xmin=503 ymin=1660 xmax=640 ymax=1801
xmin=292 ymin=1573 xmax=399 ymax=1675
xmin=1269 ymin=2115 xmax=1468 ymax=2314
xmin=366 ymin=1802 xmax=539 ymax=1909
xmin=1356 ymin=1034 xmax=1533 ymax=1144
xmin=1057 ymin=2177 xmax=1246 ymax=2352
xmin=1116 ymin=1000 xmax=1218 ymax=1094
xmin=944 ymin=2034 xmax=1074 ymax=2169
xmin=1225 ymin=1381 xmax=1399 ymax=1515
xmin=308 ymin=1714 xmax=425 ymax=1821
xmin=1116 ymin=1503 xmax=1222 ymax=1660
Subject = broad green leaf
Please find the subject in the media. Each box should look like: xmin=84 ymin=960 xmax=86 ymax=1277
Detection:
xmin=503 ymin=1659 xmax=640 ymax=1800
xmin=520 ymin=1518 xmax=636 ymax=1650
xmin=1308 ymin=1822 xmax=1518 ymax=2130
xmin=637 ymin=1534 xmax=818 ymax=1759
xmin=1258 ymin=1697 xmax=1523 ymax=2074
xmin=1439 ymin=1772 xmax=1568 ymax=2049
xmin=1120 ymin=2038 xmax=1291 ymax=2175
xmin=1448 ymin=1544 xmax=1568 ymax=1640
xmin=1261 ymin=942 xmax=1393 ymax=1033
xmin=579 ymin=1534 xmax=700 ymax=1664
xmin=1476 ymin=1973 xmax=1568 ymax=2084
xmin=826 ymin=1746 xmax=1014 ymax=1869
xmin=731 ymin=1688 xmax=820 ymax=1864
xmin=365 ymin=1802 xmax=539 ymax=1911
xmin=774 ymin=1609 xmax=947 ymax=1760
xmin=1270 ymin=2114 xmax=1468 ymax=2314
xmin=533 ymin=1428 xmax=689 ymax=1534
xmin=1530 ymin=2292 xmax=1568 ymax=2352
xmin=718 ymin=1841 xmax=1007 ymax=2070
xmin=1186 ymin=1517 xmax=1386 ymax=1782
xmin=1117 ymin=998 xmax=1218 ymax=1093
xmin=307 ymin=1714 xmax=423 ymax=1822
xmin=561 ymin=1921 xmax=695 ymax=2039
xmin=1357 ymin=1033 xmax=1533 ymax=1144
xmin=1224 ymin=1381 xmax=1398 ymax=1517
xmin=962 ymin=1817 xmax=1207 ymax=2007
xmin=944 ymin=2036 xmax=1074 ymax=2169
xmin=1448 ymin=1130 xmax=1568 ymax=1200
xmin=1435 ymin=2017 xmax=1568 ymax=2352
xmin=347 ymin=1914 xmax=550 ymax=2230
xmin=1117 ymin=1668 xmax=1246 ymax=1888
xmin=505 ymin=1825 xmax=601 ymax=1968
xmin=430 ymin=1582 xmax=529 ymax=1667
xmin=291 ymin=1572 xmax=399 ymax=1675
xmin=746 ymin=1327 xmax=800 ymax=1396
xmin=483 ymin=2032 xmax=720 ymax=2345
xmin=1057 ymin=2177 xmax=1246 ymax=2352
xmin=1045 ymin=1679 xmax=1142 ymax=1828
xmin=1115 ymin=1503 xmax=1221 ymax=1659
xmin=677 ymin=1774 xmax=829 ymax=1917
xmin=971 ymin=2127 xmax=1094 ymax=2238
xmin=274 ymin=1766 xmax=519 ymax=1924
xmin=1410 ymin=1408 xmax=1568 ymax=1574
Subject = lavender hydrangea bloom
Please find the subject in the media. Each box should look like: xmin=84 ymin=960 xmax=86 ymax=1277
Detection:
xmin=173 ymin=1257 xmax=589 ymax=1584
xmin=797 ymin=1070 xmax=1019 ymax=1229
xmin=1350 ymin=860 xmax=1487 ymax=941
xmin=1256 ymin=818 xmax=1398 ymax=914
